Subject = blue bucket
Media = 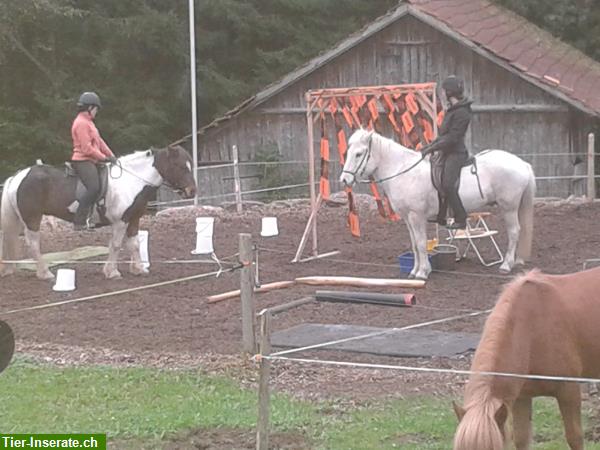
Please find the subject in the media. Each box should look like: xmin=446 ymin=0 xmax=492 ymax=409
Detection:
xmin=398 ymin=252 xmax=433 ymax=274
xmin=398 ymin=252 xmax=415 ymax=274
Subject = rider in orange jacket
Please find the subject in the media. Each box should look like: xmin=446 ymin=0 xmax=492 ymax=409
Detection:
xmin=70 ymin=91 xmax=117 ymax=231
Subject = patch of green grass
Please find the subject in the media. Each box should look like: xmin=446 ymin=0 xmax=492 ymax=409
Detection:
xmin=0 ymin=358 xmax=317 ymax=440
xmin=318 ymin=397 xmax=600 ymax=450
xmin=1 ymin=358 xmax=600 ymax=449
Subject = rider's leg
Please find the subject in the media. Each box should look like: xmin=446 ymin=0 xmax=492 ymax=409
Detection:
xmin=72 ymin=160 xmax=100 ymax=229
xmin=443 ymin=153 xmax=467 ymax=228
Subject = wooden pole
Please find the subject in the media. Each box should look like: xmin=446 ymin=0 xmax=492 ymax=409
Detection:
xmin=588 ymin=133 xmax=595 ymax=202
xmin=232 ymin=145 xmax=243 ymax=214
xmin=206 ymin=280 xmax=296 ymax=303
xmin=306 ymin=92 xmax=318 ymax=257
xmin=292 ymin=193 xmax=322 ymax=262
xmin=239 ymin=233 xmax=256 ymax=353
xmin=256 ymin=311 xmax=272 ymax=450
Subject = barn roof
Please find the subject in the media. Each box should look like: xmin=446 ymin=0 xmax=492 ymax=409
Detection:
xmin=179 ymin=0 xmax=600 ymax=142
xmin=408 ymin=0 xmax=600 ymax=116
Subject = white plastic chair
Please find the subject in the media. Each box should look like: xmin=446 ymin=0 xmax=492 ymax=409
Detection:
xmin=444 ymin=212 xmax=504 ymax=267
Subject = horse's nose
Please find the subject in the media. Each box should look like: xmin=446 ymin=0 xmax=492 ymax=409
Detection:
xmin=185 ymin=185 xmax=197 ymax=198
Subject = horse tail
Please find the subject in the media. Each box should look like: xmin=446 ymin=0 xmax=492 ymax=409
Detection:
xmin=517 ymin=163 xmax=535 ymax=262
xmin=0 ymin=175 xmax=24 ymax=273
xmin=453 ymin=398 xmax=506 ymax=450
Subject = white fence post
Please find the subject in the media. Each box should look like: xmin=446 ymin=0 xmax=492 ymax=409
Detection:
xmin=588 ymin=133 xmax=595 ymax=202
xmin=233 ymin=145 xmax=243 ymax=213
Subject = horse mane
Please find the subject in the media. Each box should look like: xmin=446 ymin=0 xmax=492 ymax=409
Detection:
xmin=454 ymin=269 xmax=546 ymax=450
xmin=119 ymin=149 xmax=153 ymax=163
xmin=370 ymin=131 xmax=420 ymax=156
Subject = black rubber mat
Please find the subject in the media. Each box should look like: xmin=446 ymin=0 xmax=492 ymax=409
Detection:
xmin=271 ymin=323 xmax=479 ymax=358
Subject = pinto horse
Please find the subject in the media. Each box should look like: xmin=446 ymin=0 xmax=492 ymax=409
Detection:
xmin=339 ymin=129 xmax=535 ymax=279
xmin=453 ymin=268 xmax=600 ymax=450
xmin=0 ymin=145 xmax=196 ymax=280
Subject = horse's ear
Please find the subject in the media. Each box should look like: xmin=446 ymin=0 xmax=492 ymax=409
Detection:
xmin=167 ymin=145 xmax=178 ymax=157
xmin=494 ymin=403 xmax=508 ymax=428
xmin=366 ymin=129 xmax=374 ymax=140
xmin=452 ymin=401 xmax=466 ymax=421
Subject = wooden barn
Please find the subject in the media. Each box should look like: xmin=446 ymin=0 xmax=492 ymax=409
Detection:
xmin=172 ymin=0 xmax=600 ymax=203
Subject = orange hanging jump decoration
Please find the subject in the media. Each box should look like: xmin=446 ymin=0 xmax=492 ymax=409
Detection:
xmin=298 ymin=83 xmax=438 ymax=261
xmin=401 ymin=110 xmax=414 ymax=133
xmin=345 ymin=186 xmax=360 ymax=237
xmin=405 ymin=92 xmax=419 ymax=115
xmin=318 ymin=99 xmax=331 ymax=200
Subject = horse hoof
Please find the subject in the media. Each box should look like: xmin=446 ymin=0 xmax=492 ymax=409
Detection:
xmin=105 ymin=270 xmax=122 ymax=280
xmin=130 ymin=266 xmax=149 ymax=276
xmin=416 ymin=275 xmax=429 ymax=281
xmin=407 ymin=273 xmax=416 ymax=279
xmin=499 ymin=266 xmax=511 ymax=274
xmin=37 ymin=271 xmax=55 ymax=281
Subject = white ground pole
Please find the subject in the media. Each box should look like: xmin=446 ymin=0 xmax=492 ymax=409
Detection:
xmin=189 ymin=0 xmax=199 ymax=206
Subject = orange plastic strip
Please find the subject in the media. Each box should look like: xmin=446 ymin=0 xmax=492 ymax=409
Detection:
xmin=437 ymin=110 xmax=445 ymax=126
xmin=320 ymin=177 xmax=330 ymax=200
xmin=401 ymin=111 xmax=414 ymax=133
xmin=384 ymin=196 xmax=400 ymax=221
xmin=329 ymin=97 xmax=338 ymax=116
xmin=337 ymin=130 xmax=347 ymax=163
xmin=367 ymin=98 xmax=379 ymax=122
xmin=422 ymin=119 xmax=434 ymax=142
xmin=405 ymin=92 xmax=419 ymax=114
xmin=348 ymin=211 xmax=360 ymax=237
xmin=320 ymin=138 xmax=330 ymax=161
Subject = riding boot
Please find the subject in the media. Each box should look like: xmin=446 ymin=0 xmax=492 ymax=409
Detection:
xmin=428 ymin=192 xmax=447 ymax=226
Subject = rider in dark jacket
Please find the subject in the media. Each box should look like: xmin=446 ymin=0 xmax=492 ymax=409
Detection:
xmin=421 ymin=76 xmax=472 ymax=229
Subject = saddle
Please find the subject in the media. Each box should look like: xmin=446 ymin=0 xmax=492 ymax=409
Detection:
xmin=64 ymin=162 xmax=110 ymax=225
xmin=430 ymin=153 xmax=477 ymax=195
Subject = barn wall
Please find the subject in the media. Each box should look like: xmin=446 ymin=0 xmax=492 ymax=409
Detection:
xmin=177 ymin=14 xmax=596 ymax=205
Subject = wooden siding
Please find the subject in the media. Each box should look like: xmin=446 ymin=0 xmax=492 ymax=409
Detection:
xmin=183 ymin=14 xmax=596 ymax=203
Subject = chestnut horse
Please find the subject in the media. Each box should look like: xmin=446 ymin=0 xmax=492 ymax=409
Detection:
xmin=453 ymin=267 xmax=600 ymax=450
xmin=0 ymin=145 xmax=196 ymax=280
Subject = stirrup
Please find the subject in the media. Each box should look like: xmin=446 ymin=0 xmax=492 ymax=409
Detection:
xmin=427 ymin=217 xmax=447 ymax=226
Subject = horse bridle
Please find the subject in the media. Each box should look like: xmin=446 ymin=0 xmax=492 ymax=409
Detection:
xmin=342 ymin=136 xmax=426 ymax=184
xmin=106 ymin=154 xmax=186 ymax=194
xmin=341 ymin=136 xmax=374 ymax=182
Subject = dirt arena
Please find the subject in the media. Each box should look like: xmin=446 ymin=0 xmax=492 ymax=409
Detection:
xmin=2 ymin=195 xmax=600 ymax=404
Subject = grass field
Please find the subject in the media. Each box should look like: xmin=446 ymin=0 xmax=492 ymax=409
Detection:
xmin=1 ymin=357 xmax=598 ymax=449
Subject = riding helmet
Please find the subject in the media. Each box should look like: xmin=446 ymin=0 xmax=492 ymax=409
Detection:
xmin=441 ymin=76 xmax=464 ymax=99
xmin=77 ymin=92 xmax=102 ymax=109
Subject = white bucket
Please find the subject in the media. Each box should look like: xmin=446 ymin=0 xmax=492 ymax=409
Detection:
xmin=52 ymin=268 xmax=76 ymax=292
xmin=191 ymin=217 xmax=215 ymax=255
xmin=260 ymin=217 xmax=279 ymax=237
xmin=138 ymin=230 xmax=150 ymax=270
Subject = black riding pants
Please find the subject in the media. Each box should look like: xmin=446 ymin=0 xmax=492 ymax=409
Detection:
xmin=438 ymin=152 xmax=468 ymax=223
xmin=72 ymin=160 xmax=100 ymax=225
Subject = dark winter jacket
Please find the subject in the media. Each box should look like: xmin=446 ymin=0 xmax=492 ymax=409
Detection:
xmin=426 ymin=98 xmax=472 ymax=155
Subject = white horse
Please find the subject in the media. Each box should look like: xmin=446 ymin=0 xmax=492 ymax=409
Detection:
xmin=0 ymin=145 xmax=196 ymax=280
xmin=340 ymin=129 xmax=535 ymax=279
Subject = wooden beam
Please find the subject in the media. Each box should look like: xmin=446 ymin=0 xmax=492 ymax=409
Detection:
xmin=295 ymin=276 xmax=425 ymax=288
xmin=207 ymin=280 xmax=296 ymax=303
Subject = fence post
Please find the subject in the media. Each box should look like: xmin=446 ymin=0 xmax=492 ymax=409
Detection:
xmin=239 ymin=233 xmax=256 ymax=353
xmin=588 ymin=133 xmax=596 ymax=202
xmin=233 ymin=145 xmax=243 ymax=213
xmin=256 ymin=310 xmax=272 ymax=450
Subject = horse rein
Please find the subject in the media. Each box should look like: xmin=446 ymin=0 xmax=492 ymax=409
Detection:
xmin=106 ymin=157 xmax=181 ymax=193
xmin=342 ymin=136 xmax=426 ymax=184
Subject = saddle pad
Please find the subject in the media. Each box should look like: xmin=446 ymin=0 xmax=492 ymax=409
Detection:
xmin=16 ymin=246 xmax=109 ymax=271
